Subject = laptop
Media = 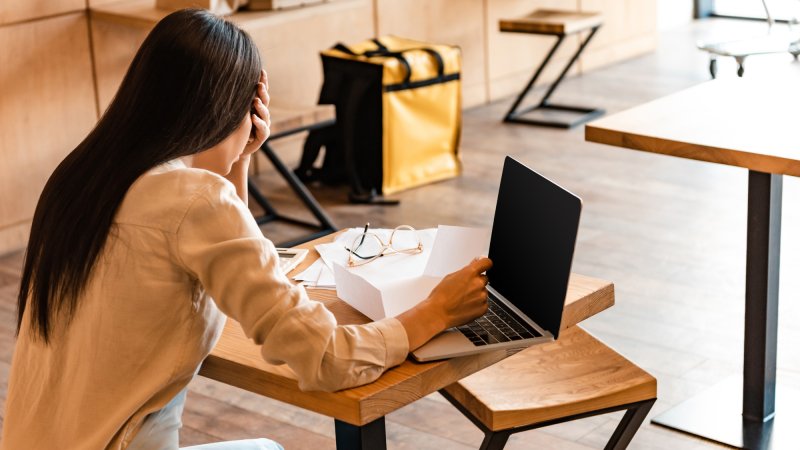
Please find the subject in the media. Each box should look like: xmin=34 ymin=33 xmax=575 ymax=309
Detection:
xmin=411 ymin=156 xmax=582 ymax=361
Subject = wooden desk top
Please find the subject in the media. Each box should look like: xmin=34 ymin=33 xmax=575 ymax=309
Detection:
xmin=199 ymin=234 xmax=615 ymax=426
xmin=585 ymin=77 xmax=800 ymax=177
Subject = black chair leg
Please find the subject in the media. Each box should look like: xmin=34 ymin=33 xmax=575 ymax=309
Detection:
xmin=248 ymin=179 xmax=279 ymax=224
xmin=504 ymin=25 xmax=604 ymax=128
xmin=259 ymin=142 xmax=336 ymax=231
xmin=249 ymin=139 xmax=337 ymax=246
xmin=605 ymin=399 xmax=655 ymax=450
xmin=442 ymin=388 xmax=654 ymax=450
xmin=480 ymin=430 xmax=511 ymax=450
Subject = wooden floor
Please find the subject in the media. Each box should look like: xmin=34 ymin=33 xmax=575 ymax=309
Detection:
xmin=2 ymin=18 xmax=800 ymax=449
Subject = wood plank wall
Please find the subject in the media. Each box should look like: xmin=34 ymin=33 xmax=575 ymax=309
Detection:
xmin=0 ymin=0 xmax=658 ymax=255
xmin=0 ymin=3 xmax=98 ymax=254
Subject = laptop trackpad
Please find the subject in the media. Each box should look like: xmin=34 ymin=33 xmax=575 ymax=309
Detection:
xmin=411 ymin=329 xmax=475 ymax=362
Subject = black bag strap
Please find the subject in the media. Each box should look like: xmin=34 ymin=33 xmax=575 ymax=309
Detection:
xmin=365 ymin=38 xmax=389 ymax=56
xmin=331 ymin=39 xmax=446 ymax=85
xmin=417 ymin=48 xmax=445 ymax=79
xmin=332 ymin=43 xmax=357 ymax=55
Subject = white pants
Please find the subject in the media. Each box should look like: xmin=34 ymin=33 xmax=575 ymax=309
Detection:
xmin=128 ymin=387 xmax=283 ymax=450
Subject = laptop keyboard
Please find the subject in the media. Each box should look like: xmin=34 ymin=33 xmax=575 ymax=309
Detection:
xmin=456 ymin=294 xmax=542 ymax=346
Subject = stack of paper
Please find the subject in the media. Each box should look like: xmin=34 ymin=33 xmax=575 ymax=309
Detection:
xmin=292 ymin=258 xmax=336 ymax=289
xmin=333 ymin=225 xmax=491 ymax=320
xmin=292 ymin=227 xmax=436 ymax=290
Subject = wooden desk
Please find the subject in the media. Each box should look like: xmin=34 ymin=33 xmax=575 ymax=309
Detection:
xmin=586 ymin=77 xmax=800 ymax=450
xmin=199 ymin=234 xmax=615 ymax=449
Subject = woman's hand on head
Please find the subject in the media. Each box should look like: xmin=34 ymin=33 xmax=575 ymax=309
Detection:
xmin=397 ymin=257 xmax=492 ymax=350
xmin=242 ymin=70 xmax=270 ymax=157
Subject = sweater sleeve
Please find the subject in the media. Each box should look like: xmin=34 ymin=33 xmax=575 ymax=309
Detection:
xmin=175 ymin=178 xmax=408 ymax=392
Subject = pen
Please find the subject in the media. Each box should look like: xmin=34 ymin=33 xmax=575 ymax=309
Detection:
xmin=357 ymin=222 xmax=370 ymax=249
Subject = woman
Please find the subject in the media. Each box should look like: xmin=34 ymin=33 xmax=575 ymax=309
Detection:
xmin=2 ymin=9 xmax=491 ymax=450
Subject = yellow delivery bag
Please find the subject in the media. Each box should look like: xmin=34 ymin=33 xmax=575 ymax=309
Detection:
xmin=302 ymin=36 xmax=462 ymax=200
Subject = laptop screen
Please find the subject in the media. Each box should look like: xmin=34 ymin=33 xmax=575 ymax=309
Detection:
xmin=487 ymin=157 xmax=582 ymax=339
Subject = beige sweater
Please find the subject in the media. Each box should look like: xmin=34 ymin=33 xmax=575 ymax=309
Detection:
xmin=2 ymin=160 xmax=408 ymax=449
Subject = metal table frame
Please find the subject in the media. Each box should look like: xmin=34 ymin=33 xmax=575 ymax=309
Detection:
xmin=249 ymin=119 xmax=337 ymax=248
xmin=652 ymin=170 xmax=799 ymax=449
xmin=504 ymin=25 xmax=604 ymax=129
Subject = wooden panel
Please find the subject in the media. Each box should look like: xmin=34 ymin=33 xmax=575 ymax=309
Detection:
xmin=585 ymin=77 xmax=800 ymax=176
xmin=247 ymin=0 xmax=327 ymax=10
xmin=91 ymin=0 xmax=373 ymax=110
xmin=155 ymin=0 xmax=244 ymax=15
xmin=88 ymin=0 xmax=130 ymax=6
xmin=237 ymin=0 xmax=374 ymax=108
xmin=625 ymin=0 xmax=658 ymax=38
xmin=578 ymin=0 xmax=624 ymax=49
xmin=579 ymin=32 xmax=657 ymax=72
xmin=0 ymin=13 xmax=98 ymax=254
xmin=199 ymin=233 xmax=615 ymax=426
xmin=90 ymin=16 xmax=150 ymax=111
xmin=0 ymin=223 xmax=30 ymax=258
xmin=375 ymin=0 xmax=486 ymax=107
xmin=486 ymin=0 xmax=581 ymax=102
xmin=578 ymin=0 xmax=657 ymax=72
xmin=443 ymin=326 xmax=657 ymax=430
xmin=0 ymin=0 xmax=84 ymax=26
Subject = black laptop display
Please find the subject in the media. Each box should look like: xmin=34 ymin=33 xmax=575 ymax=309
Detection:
xmin=488 ymin=156 xmax=582 ymax=339
xmin=411 ymin=156 xmax=582 ymax=361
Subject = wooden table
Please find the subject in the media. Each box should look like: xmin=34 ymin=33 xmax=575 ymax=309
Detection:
xmin=198 ymin=234 xmax=615 ymax=449
xmin=586 ymin=77 xmax=800 ymax=450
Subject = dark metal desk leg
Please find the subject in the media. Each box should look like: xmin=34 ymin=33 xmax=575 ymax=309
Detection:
xmin=743 ymin=171 xmax=781 ymax=421
xmin=651 ymin=171 xmax=794 ymax=449
xmin=335 ymin=418 xmax=387 ymax=450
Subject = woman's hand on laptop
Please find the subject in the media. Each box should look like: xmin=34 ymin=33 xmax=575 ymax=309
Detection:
xmin=397 ymin=257 xmax=492 ymax=351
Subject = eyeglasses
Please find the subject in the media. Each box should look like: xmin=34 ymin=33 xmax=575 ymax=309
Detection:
xmin=345 ymin=223 xmax=424 ymax=267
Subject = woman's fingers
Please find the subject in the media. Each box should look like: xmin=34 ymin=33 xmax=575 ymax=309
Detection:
xmin=252 ymin=95 xmax=270 ymax=130
xmin=253 ymin=96 xmax=269 ymax=121
xmin=468 ymin=257 xmax=492 ymax=275
xmin=241 ymin=72 xmax=271 ymax=155
xmin=257 ymin=81 xmax=270 ymax=107
xmin=251 ymin=112 xmax=269 ymax=142
xmin=424 ymin=257 xmax=494 ymax=329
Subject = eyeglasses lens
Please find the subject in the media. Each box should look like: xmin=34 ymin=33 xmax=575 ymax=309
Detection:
xmin=354 ymin=234 xmax=383 ymax=259
xmin=389 ymin=229 xmax=421 ymax=253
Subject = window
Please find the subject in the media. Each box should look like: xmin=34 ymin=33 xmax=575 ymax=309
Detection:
xmin=713 ymin=0 xmax=800 ymax=21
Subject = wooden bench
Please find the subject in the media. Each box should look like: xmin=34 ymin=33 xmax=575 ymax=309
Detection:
xmin=441 ymin=326 xmax=656 ymax=450
xmin=499 ymin=9 xmax=604 ymax=128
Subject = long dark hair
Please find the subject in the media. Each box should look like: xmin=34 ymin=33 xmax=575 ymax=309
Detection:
xmin=17 ymin=9 xmax=262 ymax=343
